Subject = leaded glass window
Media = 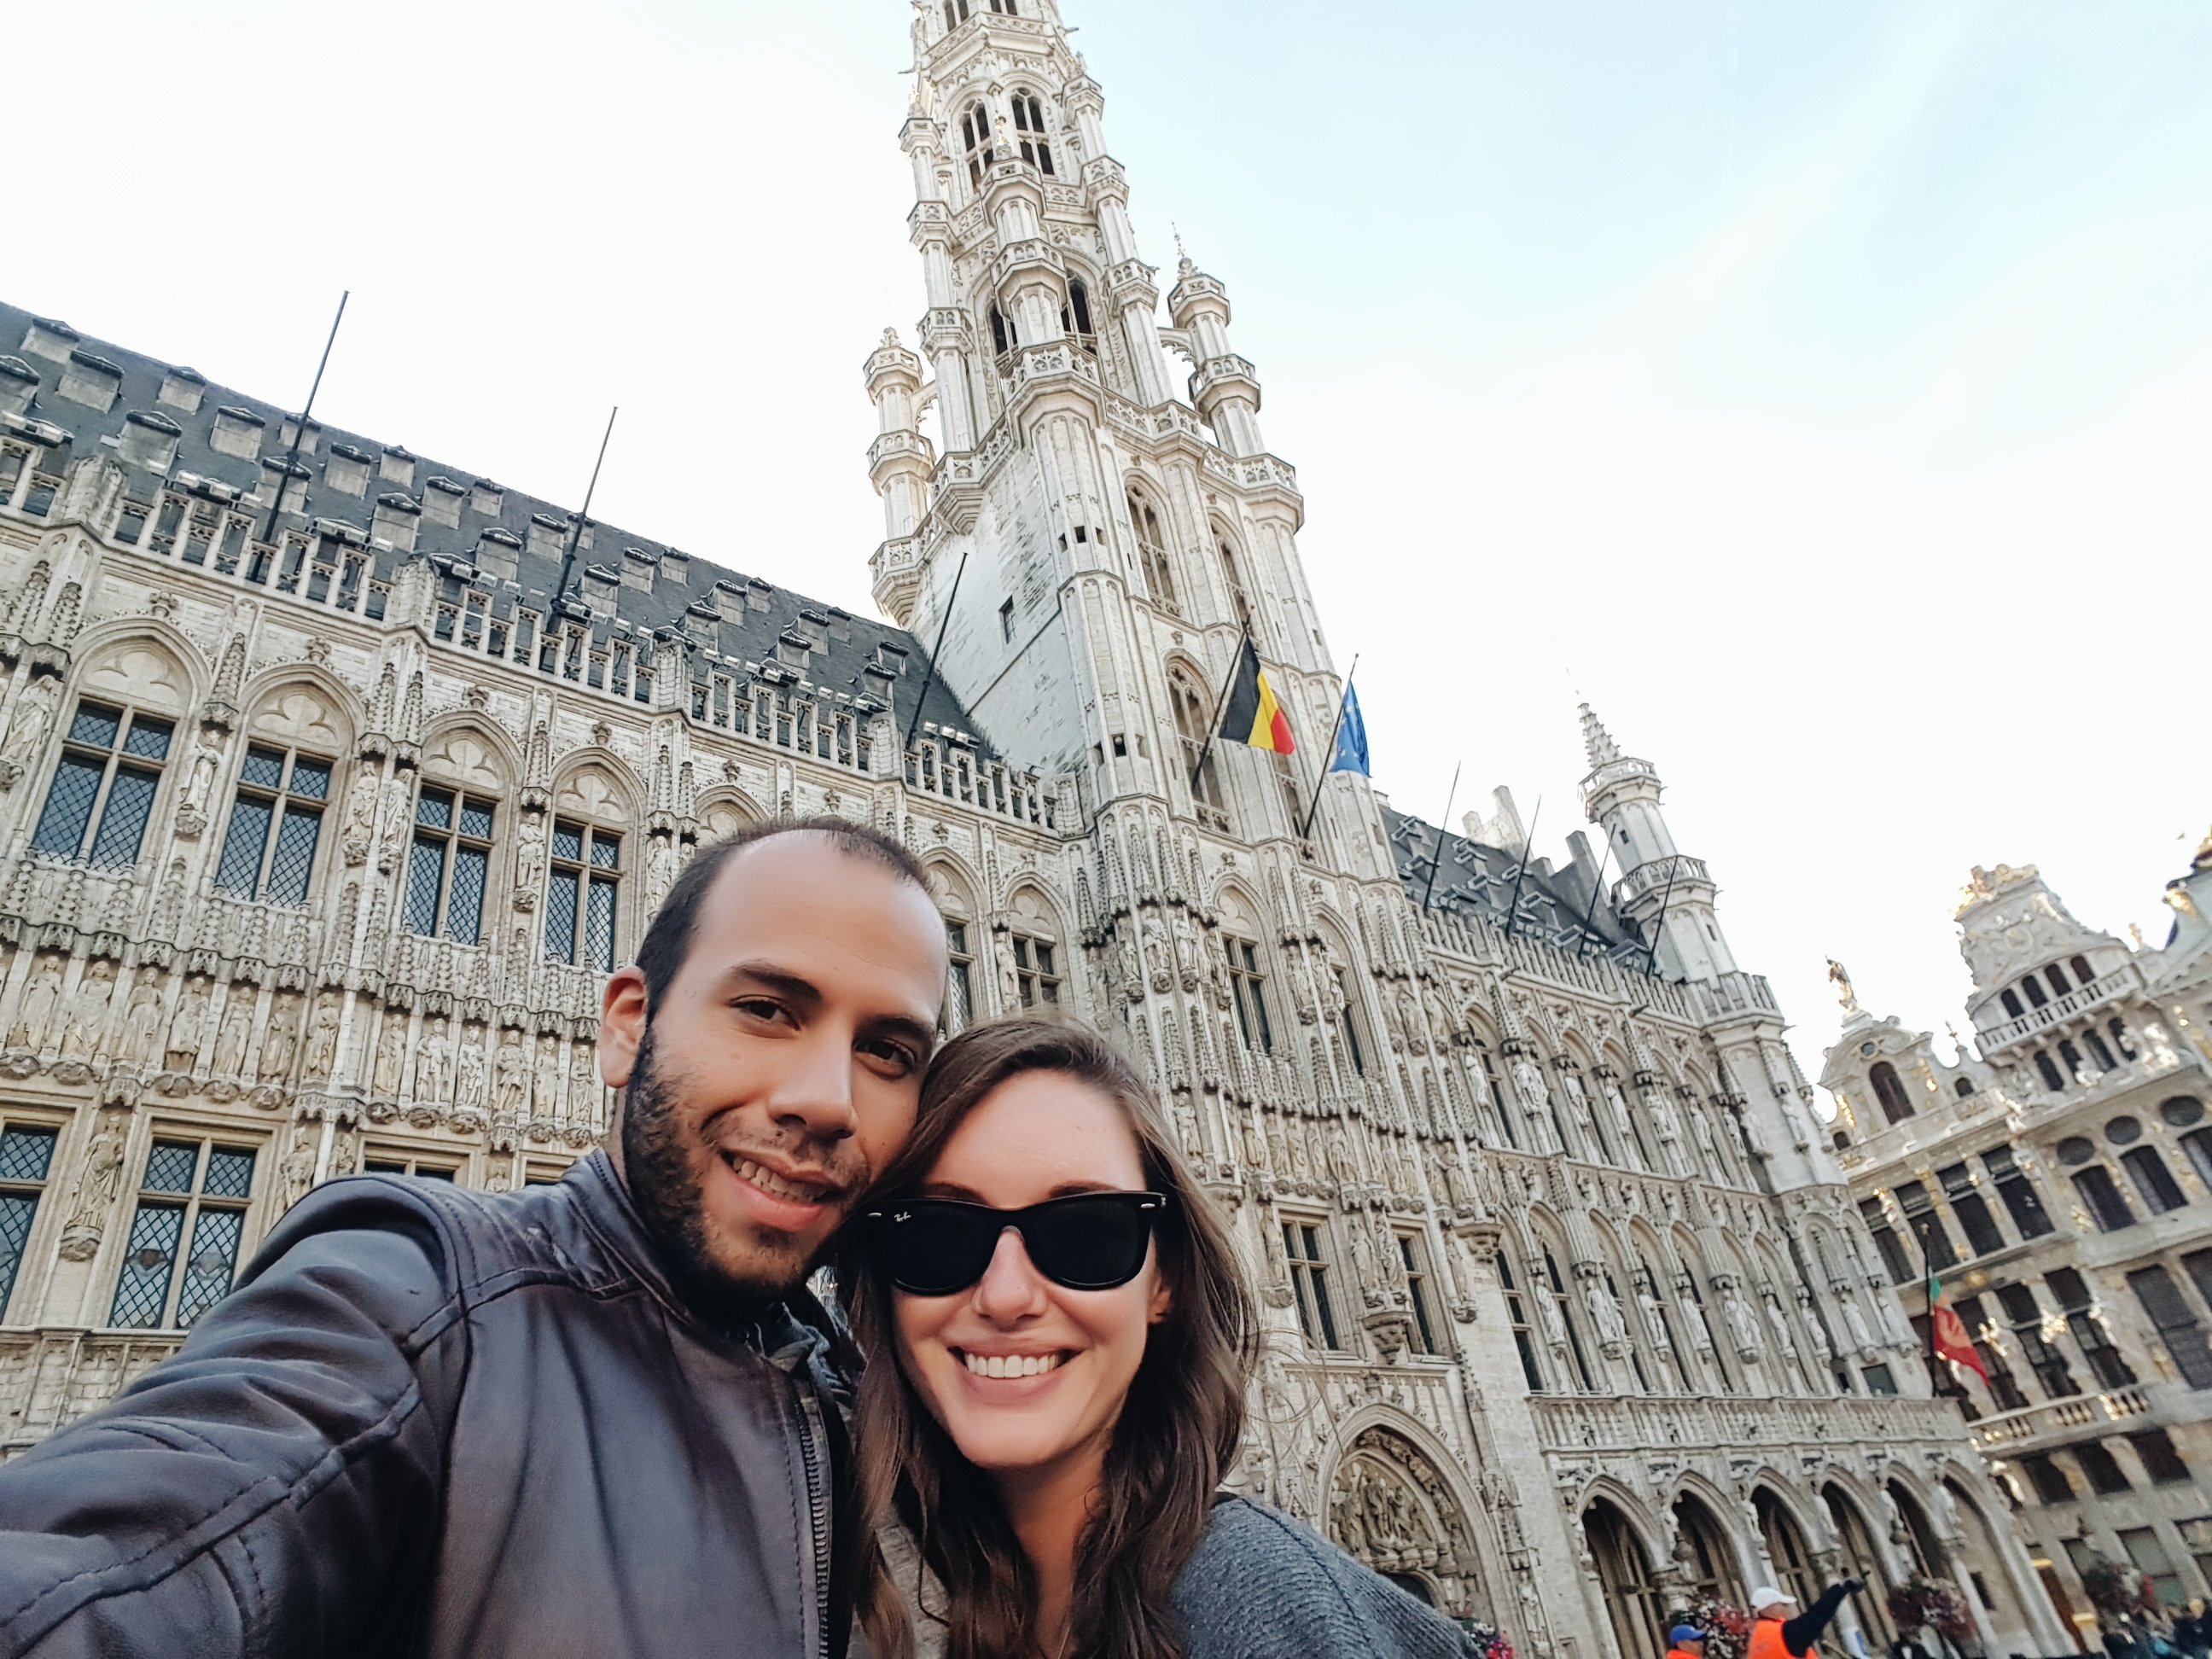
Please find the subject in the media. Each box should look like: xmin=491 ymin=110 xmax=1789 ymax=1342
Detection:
xmin=1227 ymin=938 xmax=1273 ymax=1054
xmin=945 ymin=922 xmax=975 ymax=1033
xmin=544 ymin=820 xmax=620 ymax=970
xmin=1012 ymin=934 xmax=1059 ymax=1006
xmin=109 ymin=1138 xmax=258 ymax=1330
xmin=0 ymin=1122 xmax=57 ymax=1318
xmin=30 ymin=700 xmax=173 ymax=869
xmin=405 ymin=787 xmax=496 ymax=946
xmin=213 ymin=745 xmax=331 ymax=904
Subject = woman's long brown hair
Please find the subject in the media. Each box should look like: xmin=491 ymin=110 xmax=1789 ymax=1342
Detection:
xmin=838 ymin=1017 xmax=1259 ymax=1659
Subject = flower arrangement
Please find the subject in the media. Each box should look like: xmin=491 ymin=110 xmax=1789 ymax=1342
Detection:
xmin=2078 ymin=1560 xmax=2159 ymax=1617
xmin=1888 ymin=1580 xmax=1976 ymax=1642
xmin=1682 ymin=1596 xmax=1753 ymax=1659
xmin=1461 ymin=1621 xmax=1516 ymax=1659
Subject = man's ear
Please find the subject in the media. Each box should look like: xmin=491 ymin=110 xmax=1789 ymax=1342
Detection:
xmin=599 ymin=966 xmax=649 ymax=1089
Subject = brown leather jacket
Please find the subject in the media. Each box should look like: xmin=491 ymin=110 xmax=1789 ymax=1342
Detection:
xmin=0 ymin=1152 xmax=856 ymax=1659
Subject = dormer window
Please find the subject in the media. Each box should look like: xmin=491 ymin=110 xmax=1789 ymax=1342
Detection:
xmin=962 ymin=102 xmax=995 ymax=189
xmin=1011 ymin=94 xmax=1054 ymax=173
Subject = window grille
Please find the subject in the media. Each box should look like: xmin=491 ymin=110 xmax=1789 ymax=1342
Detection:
xmin=544 ymin=821 xmax=621 ymax=970
xmin=109 ymin=1138 xmax=257 ymax=1330
xmin=0 ymin=1122 xmax=58 ymax=1318
xmin=405 ymin=788 xmax=497 ymax=945
xmin=213 ymin=746 xmax=331 ymax=905
xmin=31 ymin=700 xmax=174 ymax=870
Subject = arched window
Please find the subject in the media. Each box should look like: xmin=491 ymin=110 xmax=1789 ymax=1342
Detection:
xmin=2021 ymin=975 xmax=2047 ymax=1010
xmin=215 ymin=744 xmax=332 ymax=905
xmin=1169 ymin=667 xmax=1226 ymax=830
xmin=1954 ymin=1075 xmax=1976 ymax=1097
xmin=30 ymin=697 xmax=173 ymax=870
xmin=1868 ymin=1061 xmax=1914 ymax=1125
xmin=405 ymin=788 xmax=497 ymax=944
xmin=989 ymin=304 xmax=1013 ymax=356
xmin=2045 ymin=962 xmax=2071 ymax=996
xmin=1214 ymin=527 xmax=1252 ymax=628
xmin=2000 ymin=988 xmax=2023 ymax=1019
xmin=1007 ymin=888 xmax=1062 ymax=1008
xmin=1583 ymin=1503 xmax=1662 ymax=1659
xmin=2085 ymin=1028 xmax=2117 ymax=1070
xmin=1674 ymin=1495 xmax=1747 ymax=1610
xmin=961 ymin=101 xmax=994 ymax=189
xmin=2034 ymin=1050 xmax=2065 ymax=1091
xmin=545 ymin=818 xmax=622 ymax=970
xmin=1128 ymin=492 xmax=1179 ymax=613
xmin=1756 ymin=1490 xmax=1819 ymax=1610
xmin=1010 ymin=92 xmax=1053 ymax=174
xmin=1068 ymin=278 xmax=1093 ymax=339
xmin=1823 ymin=1487 xmax=1898 ymax=1651
xmin=2071 ymin=954 xmax=2094 ymax=987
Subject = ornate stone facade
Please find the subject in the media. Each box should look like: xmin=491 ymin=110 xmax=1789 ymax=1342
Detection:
xmin=0 ymin=4 xmax=2069 ymax=1655
xmin=1827 ymin=849 xmax=2212 ymax=1641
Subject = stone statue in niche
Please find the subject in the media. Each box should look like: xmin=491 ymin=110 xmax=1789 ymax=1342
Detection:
xmin=513 ymin=812 xmax=545 ymax=910
xmin=327 ymin=1128 xmax=359 ymax=1178
xmin=58 ymin=1110 xmax=131 ymax=1260
xmin=1265 ymin=1114 xmax=1289 ymax=1176
xmin=60 ymin=958 xmax=117 ymax=1059
xmin=533 ymin=1038 xmax=564 ymax=1119
xmin=1171 ymin=908 xmax=1200 ymax=989
xmin=371 ymin=1016 xmax=406 ymax=1097
xmin=0 ymin=675 xmax=60 ymax=771
xmin=1637 ymin=1289 xmax=1673 ymax=1354
xmin=342 ymin=771 xmax=380 ymax=864
xmin=415 ymin=1018 xmax=453 ymax=1106
xmin=1141 ymin=910 xmax=1172 ymax=993
xmin=1581 ymin=1276 xmax=1629 ymax=1352
xmin=121 ymin=969 xmax=166 ymax=1067
xmin=9 ymin=954 xmax=65 ymax=1051
xmin=568 ymin=1044 xmax=598 ymax=1115
xmin=1643 ymin=1086 xmax=1682 ymax=1143
xmin=1240 ymin=1109 xmax=1266 ymax=1170
xmin=455 ymin=1027 xmax=487 ymax=1109
xmin=259 ymin=994 xmax=303 ymax=1080
xmin=304 ymin=992 xmax=341 ymax=1079
xmin=1761 ymin=1293 xmax=1799 ymax=1360
xmin=166 ymin=976 xmax=212 ymax=1071
xmin=1841 ymin=1294 xmax=1876 ymax=1357
xmin=1796 ymin=1290 xmax=1837 ymax=1365
xmin=279 ymin=1129 xmax=319 ymax=1208
xmin=1722 ymin=1289 xmax=1762 ymax=1360
xmin=1326 ymin=1126 xmax=1355 ymax=1188
xmin=493 ymin=1028 xmax=527 ymax=1119
xmin=212 ymin=994 xmax=254 ymax=1077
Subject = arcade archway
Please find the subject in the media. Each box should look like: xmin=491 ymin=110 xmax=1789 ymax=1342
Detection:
xmin=1586 ymin=1499 xmax=1665 ymax=1659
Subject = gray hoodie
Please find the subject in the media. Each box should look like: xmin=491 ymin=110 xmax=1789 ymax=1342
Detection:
xmin=876 ymin=1495 xmax=1478 ymax=1657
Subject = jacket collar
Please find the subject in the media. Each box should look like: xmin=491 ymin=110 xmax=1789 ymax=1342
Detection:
xmin=568 ymin=1149 xmax=856 ymax=1390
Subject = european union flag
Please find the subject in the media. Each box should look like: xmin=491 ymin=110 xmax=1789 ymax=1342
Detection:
xmin=1328 ymin=684 xmax=1370 ymax=777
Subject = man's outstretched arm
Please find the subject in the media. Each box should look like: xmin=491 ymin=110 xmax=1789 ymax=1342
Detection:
xmin=1779 ymin=1581 xmax=1861 ymax=1657
xmin=0 ymin=1183 xmax=466 ymax=1658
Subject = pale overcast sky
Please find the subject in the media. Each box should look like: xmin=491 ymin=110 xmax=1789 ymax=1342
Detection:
xmin=7 ymin=0 xmax=2209 ymax=1091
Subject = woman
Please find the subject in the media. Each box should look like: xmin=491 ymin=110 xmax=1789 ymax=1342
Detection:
xmin=840 ymin=1017 xmax=1477 ymax=1659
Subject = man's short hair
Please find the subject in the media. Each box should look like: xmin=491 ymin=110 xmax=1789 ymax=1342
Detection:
xmin=632 ymin=818 xmax=934 ymax=1018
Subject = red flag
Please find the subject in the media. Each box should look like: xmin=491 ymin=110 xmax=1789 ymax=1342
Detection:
xmin=1932 ymin=1301 xmax=1989 ymax=1382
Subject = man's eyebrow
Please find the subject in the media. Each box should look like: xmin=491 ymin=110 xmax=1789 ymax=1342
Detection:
xmin=713 ymin=962 xmax=824 ymax=1006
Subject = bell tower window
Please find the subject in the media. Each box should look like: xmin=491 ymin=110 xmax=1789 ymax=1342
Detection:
xmin=1011 ymin=94 xmax=1054 ymax=174
xmin=962 ymin=102 xmax=994 ymax=189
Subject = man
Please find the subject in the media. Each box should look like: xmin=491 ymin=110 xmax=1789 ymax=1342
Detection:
xmin=1749 ymin=1580 xmax=1866 ymax=1659
xmin=2177 ymin=1598 xmax=2210 ymax=1659
xmin=0 ymin=820 xmax=949 ymax=1659
xmin=1667 ymin=1621 xmax=1708 ymax=1659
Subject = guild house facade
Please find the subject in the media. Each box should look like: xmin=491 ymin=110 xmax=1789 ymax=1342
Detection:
xmin=0 ymin=5 xmax=2071 ymax=1656
xmin=1825 ymin=851 xmax=2212 ymax=1642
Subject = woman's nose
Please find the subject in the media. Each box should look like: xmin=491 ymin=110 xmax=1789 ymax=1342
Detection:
xmin=972 ymin=1227 xmax=1050 ymax=1321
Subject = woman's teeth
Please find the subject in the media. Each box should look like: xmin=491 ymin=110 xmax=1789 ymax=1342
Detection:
xmin=962 ymin=1351 xmax=1067 ymax=1379
xmin=730 ymin=1157 xmax=822 ymax=1203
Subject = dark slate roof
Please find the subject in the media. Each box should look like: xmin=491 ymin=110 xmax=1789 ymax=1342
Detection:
xmin=1382 ymin=804 xmax=1660 ymax=971
xmin=0 ymin=300 xmax=1001 ymax=763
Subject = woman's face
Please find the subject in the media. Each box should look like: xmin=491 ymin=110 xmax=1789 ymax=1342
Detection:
xmin=892 ymin=1069 xmax=1171 ymax=1486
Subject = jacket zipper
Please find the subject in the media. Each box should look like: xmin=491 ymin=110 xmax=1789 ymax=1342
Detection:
xmin=797 ymin=1389 xmax=834 ymax=1659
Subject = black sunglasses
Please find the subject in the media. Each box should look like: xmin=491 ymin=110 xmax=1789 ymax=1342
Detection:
xmin=860 ymin=1191 xmax=1168 ymax=1297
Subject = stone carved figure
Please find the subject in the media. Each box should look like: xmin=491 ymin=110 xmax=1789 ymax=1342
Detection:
xmin=61 ymin=958 xmax=117 ymax=1058
xmin=455 ymin=1028 xmax=487 ymax=1109
xmin=372 ymin=1016 xmax=406 ymax=1097
xmin=533 ymin=1039 xmax=565 ymax=1120
xmin=1637 ymin=1289 xmax=1674 ymax=1354
xmin=1841 ymin=1294 xmax=1876 ymax=1357
xmin=569 ymin=1044 xmax=598 ymax=1116
xmin=343 ymin=770 xmax=381 ymax=864
xmin=212 ymin=994 xmax=255 ymax=1077
xmin=166 ymin=976 xmax=212 ymax=1070
xmin=1534 ymin=1280 xmax=1570 ymax=1351
xmin=1761 ymin=1293 xmax=1799 ymax=1360
xmin=0 ymin=675 xmax=60 ymax=769
xmin=493 ymin=1028 xmax=527 ymax=1118
xmin=304 ymin=992 xmax=341 ymax=1079
xmin=259 ymin=994 xmax=302 ymax=1080
xmin=513 ymin=811 xmax=546 ymax=910
xmin=9 ymin=955 xmax=65 ymax=1051
xmin=1643 ymin=1087 xmax=1682 ymax=1144
xmin=414 ymin=1018 xmax=453 ymax=1105
xmin=280 ymin=1128 xmax=319 ymax=1208
xmin=122 ymin=970 xmax=166 ymax=1066
xmin=1723 ymin=1289 xmax=1762 ymax=1360
xmin=1581 ymin=1275 xmax=1629 ymax=1350
xmin=71 ymin=1113 xmax=129 ymax=1217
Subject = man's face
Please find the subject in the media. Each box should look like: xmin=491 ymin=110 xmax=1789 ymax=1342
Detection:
xmin=598 ymin=834 xmax=947 ymax=1305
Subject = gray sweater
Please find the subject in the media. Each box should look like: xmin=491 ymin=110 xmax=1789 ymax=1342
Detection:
xmin=878 ymin=1496 xmax=1477 ymax=1657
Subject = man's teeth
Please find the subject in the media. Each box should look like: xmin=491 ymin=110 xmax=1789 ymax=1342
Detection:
xmin=963 ymin=1352 xmax=1067 ymax=1379
xmin=731 ymin=1157 xmax=823 ymax=1203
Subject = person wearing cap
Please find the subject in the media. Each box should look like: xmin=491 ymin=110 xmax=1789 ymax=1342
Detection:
xmin=1668 ymin=1622 xmax=1708 ymax=1659
xmin=1749 ymin=1580 xmax=1866 ymax=1659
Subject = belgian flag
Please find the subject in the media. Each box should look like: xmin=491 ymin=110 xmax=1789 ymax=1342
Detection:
xmin=1219 ymin=636 xmax=1294 ymax=754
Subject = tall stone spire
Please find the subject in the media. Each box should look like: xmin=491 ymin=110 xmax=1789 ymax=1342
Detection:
xmin=1578 ymin=702 xmax=1621 ymax=769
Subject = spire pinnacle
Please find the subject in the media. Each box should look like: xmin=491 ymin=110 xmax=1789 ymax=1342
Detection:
xmin=1578 ymin=703 xmax=1621 ymax=769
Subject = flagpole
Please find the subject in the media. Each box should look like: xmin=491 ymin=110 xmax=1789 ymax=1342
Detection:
xmin=1639 ymin=856 xmax=1681 ymax=977
xmin=1573 ymin=834 xmax=1615 ymax=957
xmin=1419 ymin=763 xmax=1462 ymax=913
xmin=1297 ymin=655 xmax=1358 ymax=842
xmin=1920 ymin=1217 xmax=1941 ymax=1395
xmin=1189 ymin=619 xmax=1251 ymax=795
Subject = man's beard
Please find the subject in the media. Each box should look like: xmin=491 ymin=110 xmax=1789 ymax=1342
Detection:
xmin=620 ymin=1022 xmax=859 ymax=1318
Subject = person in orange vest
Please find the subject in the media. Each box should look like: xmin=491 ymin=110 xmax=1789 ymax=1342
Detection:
xmin=1668 ymin=1622 xmax=1708 ymax=1659
xmin=1749 ymin=1581 xmax=1866 ymax=1659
